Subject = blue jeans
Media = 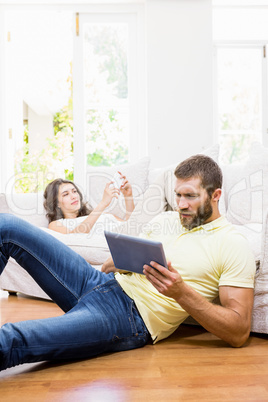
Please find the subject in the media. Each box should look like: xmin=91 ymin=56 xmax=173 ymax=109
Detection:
xmin=0 ymin=214 xmax=150 ymax=371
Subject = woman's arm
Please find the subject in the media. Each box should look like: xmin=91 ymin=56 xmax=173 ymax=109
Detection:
xmin=49 ymin=173 xmax=135 ymax=233
xmin=118 ymin=172 xmax=135 ymax=221
xmin=49 ymin=183 xmax=120 ymax=234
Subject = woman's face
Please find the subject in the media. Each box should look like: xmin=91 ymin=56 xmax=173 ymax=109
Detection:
xmin=57 ymin=183 xmax=81 ymax=218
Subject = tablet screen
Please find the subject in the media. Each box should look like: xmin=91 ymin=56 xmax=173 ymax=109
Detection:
xmin=104 ymin=231 xmax=168 ymax=275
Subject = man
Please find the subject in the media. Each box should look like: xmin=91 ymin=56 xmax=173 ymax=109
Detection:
xmin=0 ymin=155 xmax=256 ymax=371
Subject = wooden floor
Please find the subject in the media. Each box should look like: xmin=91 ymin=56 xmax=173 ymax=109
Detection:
xmin=1 ymin=290 xmax=268 ymax=402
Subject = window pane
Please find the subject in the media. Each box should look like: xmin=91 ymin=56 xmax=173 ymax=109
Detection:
xmin=83 ymin=23 xmax=129 ymax=167
xmin=216 ymin=48 xmax=263 ymax=164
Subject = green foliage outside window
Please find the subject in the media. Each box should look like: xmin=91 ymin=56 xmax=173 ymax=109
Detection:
xmin=14 ymin=103 xmax=128 ymax=193
xmin=86 ymin=108 xmax=128 ymax=167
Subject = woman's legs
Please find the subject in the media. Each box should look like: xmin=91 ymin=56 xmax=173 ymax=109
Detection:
xmin=0 ymin=214 xmax=111 ymax=312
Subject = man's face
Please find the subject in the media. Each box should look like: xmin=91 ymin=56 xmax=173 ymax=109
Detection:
xmin=174 ymin=177 xmax=213 ymax=230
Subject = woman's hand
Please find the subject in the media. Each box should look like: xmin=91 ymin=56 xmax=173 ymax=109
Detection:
xmin=106 ymin=171 xmax=135 ymax=221
xmin=112 ymin=171 xmax=135 ymax=220
xmin=118 ymin=172 xmax=133 ymax=198
xmin=101 ymin=182 xmax=120 ymax=208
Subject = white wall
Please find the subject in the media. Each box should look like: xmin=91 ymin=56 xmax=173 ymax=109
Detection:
xmin=146 ymin=0 xmax=213 ymax=168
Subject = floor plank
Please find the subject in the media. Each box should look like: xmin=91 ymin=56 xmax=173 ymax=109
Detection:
xmin=1 ymin=290 xmax=268 ymax=401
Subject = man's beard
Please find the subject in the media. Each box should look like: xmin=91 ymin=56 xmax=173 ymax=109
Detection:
xmin=179 ymin=197 xmax=213 ymax=230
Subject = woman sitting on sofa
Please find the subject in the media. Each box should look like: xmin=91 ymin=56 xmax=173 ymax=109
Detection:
xmin=43 ymin=172 xmax=134 ymax=234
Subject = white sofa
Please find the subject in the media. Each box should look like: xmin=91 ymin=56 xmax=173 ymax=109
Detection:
xmin=1 ymin=143 xmax=268 ymax=335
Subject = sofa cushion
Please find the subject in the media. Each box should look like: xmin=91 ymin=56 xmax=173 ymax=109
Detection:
xmin=5 ymin=193 xmax=48 ymax=227
xmin=111 ymin=171 xmax=167 ymax=236
xmin=234 ymin=223 xmax=262 ymax=262
xmin=0 ymin=193 xmax=10 ymax=214
xmin=41 ymin=228 xmax=110 ymax=265
xmin=86 ymin=157 xmax=150 ymax=219
xmin=223 ymin=142 xmax=268 ymax=226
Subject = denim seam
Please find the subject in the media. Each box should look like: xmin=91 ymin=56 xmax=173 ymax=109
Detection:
xmin=128 ymin=300 xmax=138 ymax=335
xmin=80 ymin=278 xmax=119 ymax=299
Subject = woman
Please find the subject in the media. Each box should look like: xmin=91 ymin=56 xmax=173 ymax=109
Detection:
xmin=43 ymin=172 xmax=135 ymax=234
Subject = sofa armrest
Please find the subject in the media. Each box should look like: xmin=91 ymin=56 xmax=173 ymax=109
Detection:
xmin=5 ymin=193 xmax=48 ymax=227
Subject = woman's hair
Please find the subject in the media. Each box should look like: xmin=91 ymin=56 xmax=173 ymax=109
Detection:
xmin=174 ymin=154 xmax=222 ymax=198
xmin=43 ymin=178 xmax=92 ymax=223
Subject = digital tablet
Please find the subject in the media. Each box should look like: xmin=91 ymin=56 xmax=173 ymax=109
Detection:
xmin=104 ymin=231 xmax=168 ymax=275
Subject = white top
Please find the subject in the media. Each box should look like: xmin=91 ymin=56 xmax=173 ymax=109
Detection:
xmin=58 ymin=213 xmax=123 ymax=236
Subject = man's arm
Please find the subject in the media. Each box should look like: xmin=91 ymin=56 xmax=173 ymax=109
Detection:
xmin=143 ymin=261 xmax=254 ymax=347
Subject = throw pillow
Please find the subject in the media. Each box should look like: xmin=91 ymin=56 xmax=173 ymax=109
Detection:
xmin=86 ymin=157 xmax=150 ymax=218
xmin=233 ymin=223 xmax=262 ymax=262
xmin=223 ymin=142 xmax=268 ymax=226
xmin=111 ymin=171 xmax=167 ymax=236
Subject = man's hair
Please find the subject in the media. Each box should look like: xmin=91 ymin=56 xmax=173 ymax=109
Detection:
xmin=174 ymin=154 xmax=222 ymax=198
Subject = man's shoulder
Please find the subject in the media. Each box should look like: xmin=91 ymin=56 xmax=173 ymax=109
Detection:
xmin=203 ymin=216 xmax=239 ymax=236
xmin=213 ymin=217 xmax=255 ymax=256
xmin=199 ymin=216 xmax=253 ymax=250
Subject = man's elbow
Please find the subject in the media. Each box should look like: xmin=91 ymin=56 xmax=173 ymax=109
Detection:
xmin=228 ymin=328 xmax=251 ymax=348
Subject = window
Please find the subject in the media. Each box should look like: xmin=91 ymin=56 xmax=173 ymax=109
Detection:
xmin=215 ymin=46 xmax=264 ymax=164
xmin=213 ymin=5 xmax=268 ymax=164
xmin=0 ymin=5 xmax=145 ymax=193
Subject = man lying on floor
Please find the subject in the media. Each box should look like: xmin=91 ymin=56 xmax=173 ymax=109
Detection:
xmin=0 ymin=154 xmax=256 ymax=371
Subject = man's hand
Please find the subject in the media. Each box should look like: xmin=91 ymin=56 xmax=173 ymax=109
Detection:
xmin=143 ymin=260 xmax=254 ymax=348
xmin=143 ymin=261 xmax=185 ymax=299
xmin=101 ymin=257 xmax=116 ymax=273
xmin=101 ymin=257 xmax=128 ymax=274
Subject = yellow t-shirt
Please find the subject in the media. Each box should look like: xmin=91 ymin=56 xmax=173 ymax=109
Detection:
xmin=115 ymin=212 xmax=256 ymax=343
